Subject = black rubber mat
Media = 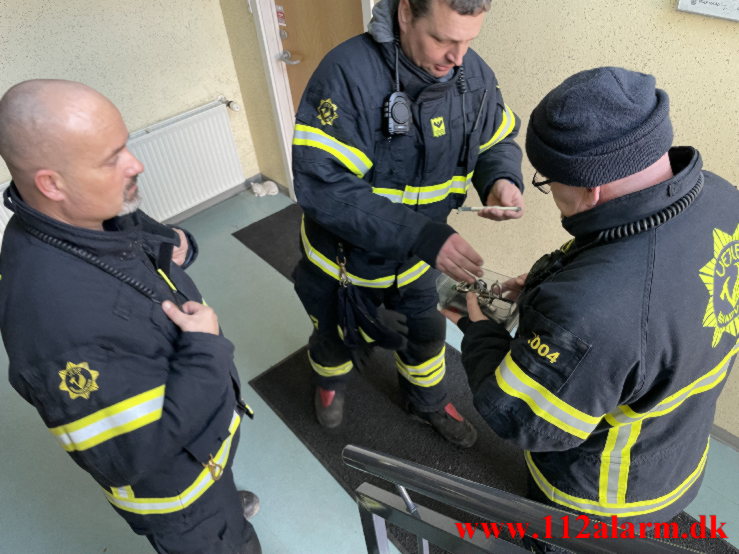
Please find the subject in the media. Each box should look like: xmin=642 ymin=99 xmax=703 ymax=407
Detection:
xmin=250 ymin=344 xmax=529 ymax=552
xmin=250 ymin=345 xmax=737 ymax=554
xmin=232 ymin=202 xmax=302 ymax=282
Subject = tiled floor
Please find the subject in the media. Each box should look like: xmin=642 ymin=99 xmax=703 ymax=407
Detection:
xmin=0 ymin=189 xmax=736 ymax=552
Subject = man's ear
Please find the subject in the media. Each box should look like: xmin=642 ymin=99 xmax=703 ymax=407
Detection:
xmin=588 ymin=186 xmax=601 ymax=208
xmin=397 ymin=0 xmax=412 ymax=33
xmin=34 ymin=169 xmax=66 ymax=202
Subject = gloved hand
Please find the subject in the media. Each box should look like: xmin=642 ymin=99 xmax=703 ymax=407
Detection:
xmin=351 ymin=307 xmax=409 ymax=371
xmin=373 ymin=305 xmax=408 ymax=350
xmin=338 ymin=285 xmax=408 ymax=351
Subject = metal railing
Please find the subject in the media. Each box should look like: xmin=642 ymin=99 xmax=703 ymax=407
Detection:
xmin=342 ymin=445 xmax=688 ymax=553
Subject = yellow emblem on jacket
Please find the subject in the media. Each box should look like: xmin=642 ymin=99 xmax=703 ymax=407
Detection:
xmin=699 ymin=223 xmax=739 ymax=347
xmin=317 ymin=98 xmax=338 ymax=126
xmin=59 ymin=361 xmax=100 ymax=400
xmin=430 ymin=116 xmax=446 ymax=137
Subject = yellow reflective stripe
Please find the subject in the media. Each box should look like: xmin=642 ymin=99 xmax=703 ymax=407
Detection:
xmin=300 ymin=218 xmax=395 ymax=288
xmin=495 ymin=353 xmax=601 ymax=440
xmin=308 ymin=352 xmax=353 ymax=378
xmin=104 ymin=411 xmax=241 ymax=515
xmin=157 ymin=269 xmax=177 ymax=292
xmin=50 ymin=386 xmax=165 ymax=452
xmin=616 ymin=422 xmax=641 ymax=503
xmin=598 ymin=421 xmax=642 ymax=505
xmin=605 ymin=341 xmax=739 ymax=426
xmin=111 ymin=485 xmax=134 ymax=499
xmin=293 ymin=124 xmax=373 ymax=178
xmin=397 ymin=261 xmax=431 ymax=288
xmin=358 ymin=327 xmax=376 ymax=343
xmin=372 ymin=173 xmax=473 ymax=206
xmin=526 ymin=439 xmax=710 ymax=517
xmin=372 ymin=187 xmax=403 ymax=201
xmin=395 ymin=347 xmax=446 ymax=387
xmin=479 ymin=104 xmax=516 ymax=154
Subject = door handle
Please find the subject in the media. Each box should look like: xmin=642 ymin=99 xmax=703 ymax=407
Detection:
xmin=278 ymin=50 xmax=302 ymax=65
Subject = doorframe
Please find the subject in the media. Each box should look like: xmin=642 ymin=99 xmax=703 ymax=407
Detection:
xmin=250 ymin=0 xmax=375 ymax=199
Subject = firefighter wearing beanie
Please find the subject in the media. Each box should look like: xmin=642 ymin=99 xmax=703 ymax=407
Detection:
xmin=446 ymin=67 xmax=739 ymax=548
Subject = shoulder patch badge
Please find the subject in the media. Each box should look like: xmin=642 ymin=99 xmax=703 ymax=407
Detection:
xmin=317 ymin=98 xmax=338 ymax=126
xmin=430 ymin=116 xmax=446 ymax=137
xmin=699 ymin=224 xmax=739 ymax=347
xmin=59 ymin=361 xmax=100 ymax=400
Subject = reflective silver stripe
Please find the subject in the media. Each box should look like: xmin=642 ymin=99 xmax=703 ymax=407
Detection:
xmin=372 ymin=188 xmax=403 ymax=203
xmin=300 ymin=218 xmax=395 ymax=288
xmin=599 ymin=421 xmax=642 ymax=505
xmin=495 ymin=353 xmax=601 ymax=440
xmin=372 ymin=173 xmax=472 ymax=206
xmin=479 ymin=104 xmax=516 ymax=154
xmin=50 ymin=386 xmax=165 ymax=452
xmin=394 ymin=347 xmax=446 ymax=387
xmin=293 ymin=124 xmax=373 ymax=177
xmin=605 ymin=343 xmax=738 ymax=426
xmin=397 ymin=261 xmax=431 ymax=288
xmin=526 ymin=439 xmax=709 ymax=517
xmin=309 ymin=352 xmax=353 ymax=377
xmin=104 ymin=411 xmax=241 ymax=515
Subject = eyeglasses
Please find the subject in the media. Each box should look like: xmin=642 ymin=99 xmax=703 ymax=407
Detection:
xmin=531 ymin=172 xmax=554 ymax=194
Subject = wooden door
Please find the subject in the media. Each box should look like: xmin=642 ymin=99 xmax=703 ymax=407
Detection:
xmin=275 ymin=1 xmax=365 ymax=109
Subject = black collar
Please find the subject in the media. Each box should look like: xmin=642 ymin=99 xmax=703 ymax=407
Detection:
xmin=562 ymin=147 xmax=703 ymax=238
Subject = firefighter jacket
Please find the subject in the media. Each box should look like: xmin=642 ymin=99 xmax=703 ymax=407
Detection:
xmin=292 ymin=0 xmax=523 ymax=292
xmin=458 ymin=148 xmax=739 ymax=522
xmin=0 ymin=184 xmax=247 ymax=524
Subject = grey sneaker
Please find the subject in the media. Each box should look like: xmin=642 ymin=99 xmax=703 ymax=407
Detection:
xmin=408 ymin=402 xmax=478 ymax=448
xmin=239 ymin=490 xmax=260 ymax=520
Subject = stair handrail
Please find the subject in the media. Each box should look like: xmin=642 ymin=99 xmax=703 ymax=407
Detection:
xmin=342 ymin=444 xmax=686 ymax=553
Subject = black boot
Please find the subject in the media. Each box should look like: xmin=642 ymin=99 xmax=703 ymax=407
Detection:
xmin=239 ymin=490 xmax=260 ymax=520
xmin=314 ymin=386 xmax=344 ymax=428
xmin=408 ymin=402 xmax=478 ymax=448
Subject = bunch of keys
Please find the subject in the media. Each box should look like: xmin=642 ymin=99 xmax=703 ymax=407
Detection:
xmin=437 ymin=271 xmax=519 ymax=332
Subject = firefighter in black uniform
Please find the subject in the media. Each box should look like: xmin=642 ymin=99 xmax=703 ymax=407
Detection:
xmin=446 ymin=67 xmax=739 ymax=549
xmin=292 ymin=0 xmax=524 ymax=448
xmin=0 ymin=80 xmax=261 ymax=554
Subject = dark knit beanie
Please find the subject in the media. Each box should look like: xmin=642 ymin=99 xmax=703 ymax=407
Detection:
xmin=526 ymin=67 xmax=673 ymax=188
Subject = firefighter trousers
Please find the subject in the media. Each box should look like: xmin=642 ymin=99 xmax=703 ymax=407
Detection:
xmin=293 ymin=258 xmax=448 ymax=412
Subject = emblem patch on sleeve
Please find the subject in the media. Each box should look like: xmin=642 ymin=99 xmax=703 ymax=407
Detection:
xmin=430 ymin=116 xmax=446 ymax=137
xmin=317 ymin=98 xmax=338 ymax=126
xmin=699 ymin=224 xmax=739 ymax=347
xmin=59 ymin=361 xmax=100 ymax=400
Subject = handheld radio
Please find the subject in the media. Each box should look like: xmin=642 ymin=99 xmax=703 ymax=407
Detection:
xmin=384 ymin=44 xmax=412 ymax=135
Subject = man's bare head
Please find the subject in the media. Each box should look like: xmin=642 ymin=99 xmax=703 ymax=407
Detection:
xmin=0 ymin=80 xmax=103 ymax=181
xmin=0 ymin=79 xmax=143 ymax=229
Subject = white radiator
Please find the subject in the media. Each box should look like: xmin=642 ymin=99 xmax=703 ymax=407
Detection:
xmin=0 ymin=99 xmax=245 ymax=240
xmin=129 ymin=101 xmax=245 ymax=222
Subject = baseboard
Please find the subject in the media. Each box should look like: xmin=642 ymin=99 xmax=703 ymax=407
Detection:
xmin=712 ymin=424 xmax=739 ymax=452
